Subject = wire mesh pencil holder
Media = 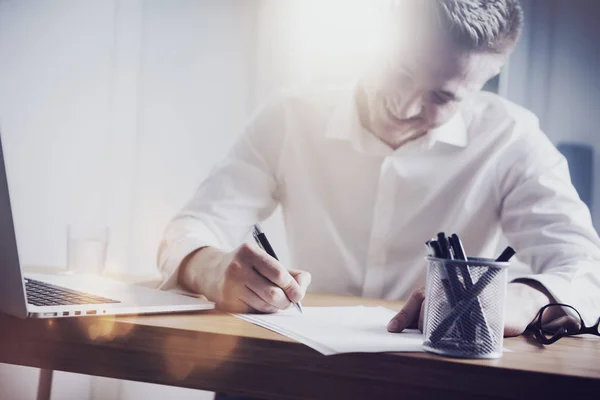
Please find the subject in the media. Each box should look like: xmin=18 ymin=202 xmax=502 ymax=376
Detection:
xmin=422 ymin=257 xmax=509 ymax=359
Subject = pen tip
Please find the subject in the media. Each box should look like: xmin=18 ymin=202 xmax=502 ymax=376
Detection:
xmin=296 ymin=303 xmax=303 ymax=314
xmin=253 ymin=223 xmax=263 ymax=234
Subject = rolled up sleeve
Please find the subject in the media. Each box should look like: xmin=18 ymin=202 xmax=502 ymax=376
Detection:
xmin=157 ymin=98 xmax=287 ymax=290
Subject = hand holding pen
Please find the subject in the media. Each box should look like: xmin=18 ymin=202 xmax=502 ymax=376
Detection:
xmin=252 ymin=224 xmax=304 ymax=313
xmin=182 ymin=225 xmax=310 ymax=314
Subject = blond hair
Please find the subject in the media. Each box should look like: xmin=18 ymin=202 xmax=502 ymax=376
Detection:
xmin=435 ymin=0 xmax=524 ymax=53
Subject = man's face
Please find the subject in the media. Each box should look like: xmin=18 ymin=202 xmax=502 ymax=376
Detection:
xmin=362 ymin=44 xmax=508 ymax=143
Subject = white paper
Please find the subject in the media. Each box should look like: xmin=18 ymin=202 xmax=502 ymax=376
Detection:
xmin=234 ymin=306 xmax=424 ymax=355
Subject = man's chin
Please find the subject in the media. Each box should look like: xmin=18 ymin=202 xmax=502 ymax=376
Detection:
xmin=373 ymin=123 xmax=427 ymax=144
xmin=382 ymin=110 xmax=423 ymax=128
xmin=380 ymin=116 xmax=427 ymax=134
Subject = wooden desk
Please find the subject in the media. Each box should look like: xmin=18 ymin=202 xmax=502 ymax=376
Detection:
xmin=0 ymin=293 xmax=598 ymax=399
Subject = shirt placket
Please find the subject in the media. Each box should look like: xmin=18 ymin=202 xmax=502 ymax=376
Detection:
xmin=362 ymin=156 xmax=397 ymax=298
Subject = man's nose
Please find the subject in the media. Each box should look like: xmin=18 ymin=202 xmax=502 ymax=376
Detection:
xmin=398 ymin=94 xmax=423 ymax=120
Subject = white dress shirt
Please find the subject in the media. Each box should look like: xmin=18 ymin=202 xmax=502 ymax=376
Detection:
xmin=158 ymin=86 xmax=600 ymax=325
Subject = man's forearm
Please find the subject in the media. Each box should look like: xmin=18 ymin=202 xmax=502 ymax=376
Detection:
xmin=178 ymin=246 xmax=225 ymax=301
xmin=503 ymin=280 xmax=553 ymax=336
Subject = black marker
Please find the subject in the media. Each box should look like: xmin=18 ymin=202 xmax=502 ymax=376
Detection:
xmin=495 ymin=246 xmax=516 ymax=262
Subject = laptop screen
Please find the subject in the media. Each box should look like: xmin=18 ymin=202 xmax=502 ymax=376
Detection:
xmin=0 ymin=131 xmax=29 ymax=318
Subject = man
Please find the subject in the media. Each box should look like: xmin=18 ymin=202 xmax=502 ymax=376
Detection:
xmin=158 ymin=0 xmax=600 ymax=341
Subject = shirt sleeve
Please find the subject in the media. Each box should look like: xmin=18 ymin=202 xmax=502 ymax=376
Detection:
xmin=497 ymin=117 xmax=600 ymax=326
xmin=157 ymin=97 xmax=287 ymax=290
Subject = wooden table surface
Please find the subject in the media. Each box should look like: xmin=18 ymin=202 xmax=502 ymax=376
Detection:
xmin=1 ymin=291 xmax=599 ymax=399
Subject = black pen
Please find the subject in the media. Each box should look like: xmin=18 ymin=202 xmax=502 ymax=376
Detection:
xmin=429 ymin=240 xmax=443 ymax=259
xmin=252 ymin=224 xmax=303 ymax=314
xmin=429 ymin=246 xmax=516 ymax=343
xmin=449 ymin=233 xmax=492 ymax=343
xmin=426 ymin=239 xmax=459 ymax=310
xmin=449 ymin=234 xmax=473 ymax=288
xmin=437 ymin=232 xmax=464 ymax=302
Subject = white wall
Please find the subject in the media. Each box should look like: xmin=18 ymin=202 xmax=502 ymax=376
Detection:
xmin=0 ymin=0 xmax=254 ymax=398
xmin=0 ymin=0 xmax=115 ymax=397
xmin=125 ymin=0 xmax=256 ymax=276
xmin=0 ymin=0 xmax=256 ymax=275
xmin=0 ymin=365 xmax=39 ymax=400
xmin=0 ymin=364 xmax=94 ymax=400
xmin=0 ymin=0 xmax=115 ymax=270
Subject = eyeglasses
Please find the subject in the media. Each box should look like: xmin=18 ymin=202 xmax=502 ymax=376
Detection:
xmin=527 ymin=303 xmax=600 ymax=345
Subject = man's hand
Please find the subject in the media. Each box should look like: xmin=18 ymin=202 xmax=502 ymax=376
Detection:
xmin=387 ymin=282 xmax=551 ymax=336
xmin=503 ymin=281 xmax=552 ymax=336
xmin=387 ymin=288 xmax=426 ymax=333
xmin=180 ymin=244 xmax=311 ymax=313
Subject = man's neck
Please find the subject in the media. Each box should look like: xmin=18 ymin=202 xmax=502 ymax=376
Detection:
xmin=377 ymin=129 xmax=426 ymax=150
xmin=355 ymin=85 xmax=426 ymax=151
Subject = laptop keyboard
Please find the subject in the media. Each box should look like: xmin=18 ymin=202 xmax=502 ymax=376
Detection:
xmin=25 ymin=278 xmax=120 ymax=306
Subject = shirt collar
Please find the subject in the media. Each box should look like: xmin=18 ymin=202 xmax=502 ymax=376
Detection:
xmin=324 ymin=87 xmax=393 ymax=156
xmin=324 ymin=87 xmax=365 ymax=146
xmin=425 ymin=112 xmax=468 ymax=148
xmin=325 ymin=87 xmax=469 ymax=153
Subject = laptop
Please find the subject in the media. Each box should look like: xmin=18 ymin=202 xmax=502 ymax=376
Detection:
xmin=0 ymin=133 xmax=214 ymax=319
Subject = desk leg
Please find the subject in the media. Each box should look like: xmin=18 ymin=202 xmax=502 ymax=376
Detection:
xmin=37 ymin=369 xmax=53 ymax=400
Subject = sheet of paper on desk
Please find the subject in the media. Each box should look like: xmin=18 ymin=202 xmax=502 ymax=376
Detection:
xmin=234 ymin=306 xmax=424 ymax=355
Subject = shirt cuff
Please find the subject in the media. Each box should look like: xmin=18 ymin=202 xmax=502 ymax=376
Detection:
xmin=511 ymin=272 xmax=598 ymax=326
xmin=157 ymin=235 xmax=221 ymax=291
